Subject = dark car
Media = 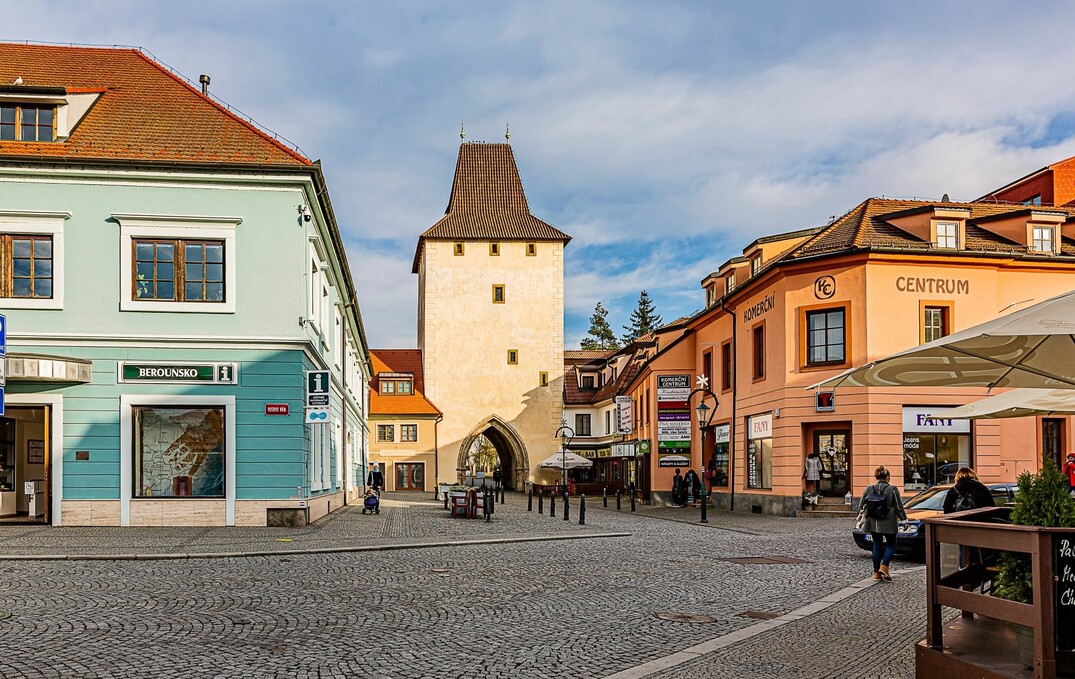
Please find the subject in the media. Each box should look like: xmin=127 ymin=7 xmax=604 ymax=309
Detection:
xmin=852 ymin=482 xmax=1017 ymax=558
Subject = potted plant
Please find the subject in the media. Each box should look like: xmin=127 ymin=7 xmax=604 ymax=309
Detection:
xmin=993 ymin=456 xmax=1075 ymax=667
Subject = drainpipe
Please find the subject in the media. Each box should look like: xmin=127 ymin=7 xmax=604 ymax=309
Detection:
xmin=721 ymin=299 xmax=738 ymax=513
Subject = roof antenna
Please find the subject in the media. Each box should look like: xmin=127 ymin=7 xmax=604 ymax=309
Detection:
xmin=460 ymin=121 xmax=465 ymax=141
xmin=199 ymin=74 xmax=211 ymax=95
xmin=941 ymin=193 xmax=950 ymax=202
xmin=505 ymin=122 xmax=511 ymax=141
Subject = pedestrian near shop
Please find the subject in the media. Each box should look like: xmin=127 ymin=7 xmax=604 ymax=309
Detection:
xmin=942 ymin=467 xmax=995 ymax=514
xmin=367 ymin=465 xmax=384 ymax=492
xmin=671 ymin=468 xmax=685 ymax=507
xmin=684 ymin=469 xmax=701 ymax=506
xmin=803 ymin=451 xmax=823 ymax=494
xmin=860 ymin=465 xmax=906 ymax=582
xmin=1064 ymin=454 xmax=1075 ymax=492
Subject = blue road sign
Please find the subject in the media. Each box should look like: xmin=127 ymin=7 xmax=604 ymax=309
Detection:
xmin=0 ymin=313 xmax=6 ymax=356
xmin=0 ymin=386 xmax=6 ymax=416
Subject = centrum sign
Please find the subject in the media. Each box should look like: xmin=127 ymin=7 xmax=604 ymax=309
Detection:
xmin=120 ymin=362 xmax=238 ymax=384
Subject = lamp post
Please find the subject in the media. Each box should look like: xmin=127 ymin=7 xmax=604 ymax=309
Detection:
xmin=554 ymin=418 xmax=575 ymax=519
xmin=690 ymin=376 xmax=717 ymax=524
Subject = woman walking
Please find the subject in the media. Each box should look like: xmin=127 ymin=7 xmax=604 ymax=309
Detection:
xmin=860 ymin=465 xmax=906 ymax=581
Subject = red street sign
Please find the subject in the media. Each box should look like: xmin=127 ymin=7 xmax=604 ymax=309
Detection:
xmin=265 ymin=403 xmax=290 ymax=416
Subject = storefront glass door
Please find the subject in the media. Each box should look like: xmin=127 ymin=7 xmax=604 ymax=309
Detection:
xmin=814 ymin=431 xmax=850 ymax=497
xmin=395 ymin=462 xmax=425 ymax=491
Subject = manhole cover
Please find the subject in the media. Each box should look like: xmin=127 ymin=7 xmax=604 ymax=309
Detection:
xmin=655 ymin=612 xmax=716 ymax=624
xmin=720 ymin=556 xmax=811 ymax=565
xmin=738 ymin=610 xmax=780 ymax=620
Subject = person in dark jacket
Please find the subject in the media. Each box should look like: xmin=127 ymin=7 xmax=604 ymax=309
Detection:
xmin=942 ymin=467 xmax=996 ymax=514
xmin=671 ymin=468 xmax=685 ymax=507
xmin=684 ymin=469 xmax=702 ymax=505
xmin=367 ymin=465 xmax=385 ymax=491
xmin=860 ymin=465 xmax=907 ymax=582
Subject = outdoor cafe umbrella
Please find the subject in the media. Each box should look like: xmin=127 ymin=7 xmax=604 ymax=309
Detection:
xmin=538 ymin=451 xmax=594 ymax=470
xmin=931 ymin=388 xmax=1075 ymax=420
xmin=808 ymin=289 xmax=1075 ymax=390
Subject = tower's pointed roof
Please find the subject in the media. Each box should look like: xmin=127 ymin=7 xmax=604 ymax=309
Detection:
xmin=412 ymin=142 xmax=571 ymax=272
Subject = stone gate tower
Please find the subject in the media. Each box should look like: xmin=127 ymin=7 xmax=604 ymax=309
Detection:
xmin=413 ymin=142 xmax=570 ymax=489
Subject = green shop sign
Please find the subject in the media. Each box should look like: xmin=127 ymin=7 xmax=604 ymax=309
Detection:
xmin=120 ymin=362 xmax=238 ymax=384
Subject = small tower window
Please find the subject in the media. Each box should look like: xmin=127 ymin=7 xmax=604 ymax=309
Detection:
xmin=489 ymin=242 xmax=500 ymax=256
xmin=526 ymin=242 xmax=537 ymax=256
xmin=507 ymin=350 xmax=518 ymax=364
xmin=539 ymin=371 xmax=549 ymax=387
xmin=492 ymin=284 xmax=505 ymax=303
xmin=453 ymin=242 xmax=464 ymax=256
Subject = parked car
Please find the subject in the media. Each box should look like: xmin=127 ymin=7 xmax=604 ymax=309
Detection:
xmin=852 ymin=482 xmax=1017 ymax=559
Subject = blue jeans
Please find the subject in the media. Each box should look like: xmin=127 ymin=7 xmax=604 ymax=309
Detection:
xmin=870 ymin=532 xmax=896 ymax=571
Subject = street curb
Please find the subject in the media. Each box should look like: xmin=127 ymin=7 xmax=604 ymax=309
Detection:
xmin=0 ymin=531 xmax=632 ymax=562
xmin=602 ymin=565 xmax=925 ymax=679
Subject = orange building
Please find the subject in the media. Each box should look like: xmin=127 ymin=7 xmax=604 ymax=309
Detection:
xmin=619 ymin=197 xmax=1075 ymax=514
xmin=981 ymin=154 xmax=1075 ymax=207
xmin=368 ymin=350 xmax=442 ymax=492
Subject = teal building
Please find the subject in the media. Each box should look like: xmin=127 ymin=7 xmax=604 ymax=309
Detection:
xmin=0 ymin=43 xmax=370 ymax=526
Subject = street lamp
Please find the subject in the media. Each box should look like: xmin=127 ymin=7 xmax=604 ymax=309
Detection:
xmin=554 ymin=418 xmax=575 ymax=520
xmin=690 ymin=376 xmax=718 ymax=524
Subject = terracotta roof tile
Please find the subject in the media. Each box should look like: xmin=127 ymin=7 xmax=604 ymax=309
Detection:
xmin=369 ymin=349 xmax=441 ymax=417
xmin=412 ymin=142 xmax=570 ymax=272
xmin=0 ymin=43 xmax=309 ymax=165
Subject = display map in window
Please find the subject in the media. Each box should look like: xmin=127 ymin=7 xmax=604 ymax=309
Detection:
xmin=138 ymin=408 xmax=224 ymax=497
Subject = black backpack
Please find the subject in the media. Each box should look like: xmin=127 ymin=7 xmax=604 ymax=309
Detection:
xmin=953 ymin=491 xmax=976 ymax=512
xmin=863 ymin=485 xmax=890 ymax=520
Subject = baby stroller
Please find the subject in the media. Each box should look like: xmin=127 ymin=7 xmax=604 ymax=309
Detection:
xmin=362 ymin=488 xmax=380 ymax=515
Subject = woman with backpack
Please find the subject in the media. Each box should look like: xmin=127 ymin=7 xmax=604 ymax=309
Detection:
xmin=860 ymin=465 xmax=907 ymax=582
xmin=942 ymin=467 xmax=995 ymax=514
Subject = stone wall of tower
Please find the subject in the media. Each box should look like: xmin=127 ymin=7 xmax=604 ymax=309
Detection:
xmin=419 ymin=238 xmax=564 ymax=483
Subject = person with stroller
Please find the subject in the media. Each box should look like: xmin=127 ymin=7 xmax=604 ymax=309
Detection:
xmin=362 ymin=487 xmax=380 ymax=515
xmin=367 ymin=465 xmax=384 ymax=492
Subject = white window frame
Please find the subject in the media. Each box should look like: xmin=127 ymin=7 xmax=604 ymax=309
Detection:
xmin=336 ymin=419 xmax=344 ymax=489
xmin=0 ymin=210 xmax=68 ymax=310
xmin=334 ymin=308 xmax=343 ymax=370
xmin=935 ymin=222 xmax=959 ymax=249
xmin=115 ymin=214 xmax=240 ymax=314
xmin=119 ymin=394 xmax=237 ymax=526
xmin=1032 ymin=226 xmax=1056 ymax=253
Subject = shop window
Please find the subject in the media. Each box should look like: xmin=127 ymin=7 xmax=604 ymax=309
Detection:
xmin=746 ymin=436 xmax=772 ymax=489
xmin=922 ymin=305 xmax=950 ymax=343
xmin=377 ymin=425 xmax=394 ymax=442
xmin=133 ymin=406 xmax=225 ymax=497
xmin=492 ymin=284 xmax=505 ymax=303
xmin=400 ymin=424 xmax=418 ymax=443
xmin=575 ymin=413 xmax=591 ymax=436
xmin=0 ymin=104 xmax=55 ymax=142
xmin=805 ymin=308 xmax=845 ymax=366
xmin=752 ymin=324 xmax=765 ymax=380
xmin=901 ymin=407 xmax=971 ymax=490
xmin=934 ymin=222 xmax=959 ymax=249
xmin=1 ymin=234 xmax=53 ymax=299
xmin=711 ymin=424 xmax=729 ymax=488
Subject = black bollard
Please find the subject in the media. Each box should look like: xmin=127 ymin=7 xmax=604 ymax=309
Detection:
xmin=630 ymin=486 xmax=636 ymax=512
xmin=528 ymin=488 xmax=533 ymax=512
xmin=550 ymin=494 xmax=556 ymax=518
xmin=580 ymin=494 xmax=586 ymax=525
xmin=616 ymin=491 xmax=621 ymax=511
xmin=443 ymin=492 xmax=449 ymax=510
xmin=700 ymin=485 xmax=708 ymax=524
xmin=563 ymin=493 xmax=569 ymax=522
xmin=500 ymin=485 xmax=506 ymax=503
xmin=538 ymin=493 xmax=544 ymax=514
xmin=603 ymin=486 xmax=608 ymax=508
xmin=485 ymin=492 xmax=492 ymax=522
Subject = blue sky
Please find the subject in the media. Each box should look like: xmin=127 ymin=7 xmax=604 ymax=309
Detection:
xmin=10 ymin=1 xmax=1075 ymax=348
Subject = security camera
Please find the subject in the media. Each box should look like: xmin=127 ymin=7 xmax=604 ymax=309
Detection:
xmin=298 ymin=205 xmax=312 ymax=222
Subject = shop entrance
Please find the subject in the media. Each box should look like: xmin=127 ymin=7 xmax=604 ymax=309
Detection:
xmin=395 ymin=462 xmax=425 ymax=491
xmin=0 ymin=406 xmax=51 ymax=525
xmin=813 ymin=430 xmax=850 ymax=497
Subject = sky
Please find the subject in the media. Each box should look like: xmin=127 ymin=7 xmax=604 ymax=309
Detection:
xmin=9 ymin=1 xmax=1075 ymax=348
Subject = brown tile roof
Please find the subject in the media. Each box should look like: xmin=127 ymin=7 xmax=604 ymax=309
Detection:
xmin=412 ymin=142 xmax=571 ymax=272
xmin=564 ymin=350 xmax=616 ymax=361
xmin=0 ymin=43 xmax=309 ymax=165
xmin=785 ymin=197 xmax=1075 ymax=260
xmin=369 ymin=349 xmax=442 ymax=417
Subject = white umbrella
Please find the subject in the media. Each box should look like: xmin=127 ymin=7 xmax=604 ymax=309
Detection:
xmin=538 ymin=451 xmax=593 ymax=469
xmin=933 ymin=389 xmax=1075 ymax=420
xmin=809 ymin=289 xmax=1075 ymax=390
xmin=658 ymin=455 xmax=690 ymax=464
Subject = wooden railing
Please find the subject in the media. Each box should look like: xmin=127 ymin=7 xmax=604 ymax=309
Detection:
xmin=920 ymin=507 xmax=1075 ymax=678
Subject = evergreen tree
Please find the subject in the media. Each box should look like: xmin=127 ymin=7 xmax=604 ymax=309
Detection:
xmin=621 ymin=290 xmax=663 ymax=344
xmin=580 ymin=302 xmax=621 ymax=350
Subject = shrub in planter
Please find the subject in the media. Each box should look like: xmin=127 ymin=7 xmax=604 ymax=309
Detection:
xmin=993 ymin=456 xmax=1075 ymax=604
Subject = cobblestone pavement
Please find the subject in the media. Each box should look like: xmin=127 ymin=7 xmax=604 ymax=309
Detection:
xmin=0 ymin=493 xmax=932 ymax=678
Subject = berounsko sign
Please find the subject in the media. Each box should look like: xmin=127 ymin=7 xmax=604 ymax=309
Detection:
xmin=119 ymin=362 xmax=238 ymax=384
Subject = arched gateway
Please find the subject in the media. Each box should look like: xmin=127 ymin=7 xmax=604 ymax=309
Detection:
xmin=457 ymin=416 xmax=530 ymax=490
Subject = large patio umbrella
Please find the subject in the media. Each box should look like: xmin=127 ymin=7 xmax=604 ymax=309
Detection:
xmin=931 ymin=389 xmax=1075 ymax=420
xmin=537 ymin=451 xmax=594 ymax=469
xmin=808 ymin=289 xmax=1075 ymax=390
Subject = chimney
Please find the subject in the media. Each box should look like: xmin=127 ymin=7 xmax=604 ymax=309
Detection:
xmin=199 ymin=74 xmax=211 ymax=95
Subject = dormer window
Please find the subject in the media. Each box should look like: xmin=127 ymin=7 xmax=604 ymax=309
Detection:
xmin=379 ymin=376 xmax=413 ymax=395
xmin=726 ymin=275 xmax=736 ymax=294
xmin=582 ymin=375 xmax=595 ymax=389
xmin=935 ymin=222 xmax=959 ymax=249
xmin=750 ymin=256 xmax=761 ymax=275
xmin=1032 ymin=226 xmax=1055 ymax=253
xmin=0 ymin=104 xmax=55 ymax=142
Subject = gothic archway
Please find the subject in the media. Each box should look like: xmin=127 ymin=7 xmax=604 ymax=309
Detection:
xmin=457 ymin=415 xmax=530 ymax=490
